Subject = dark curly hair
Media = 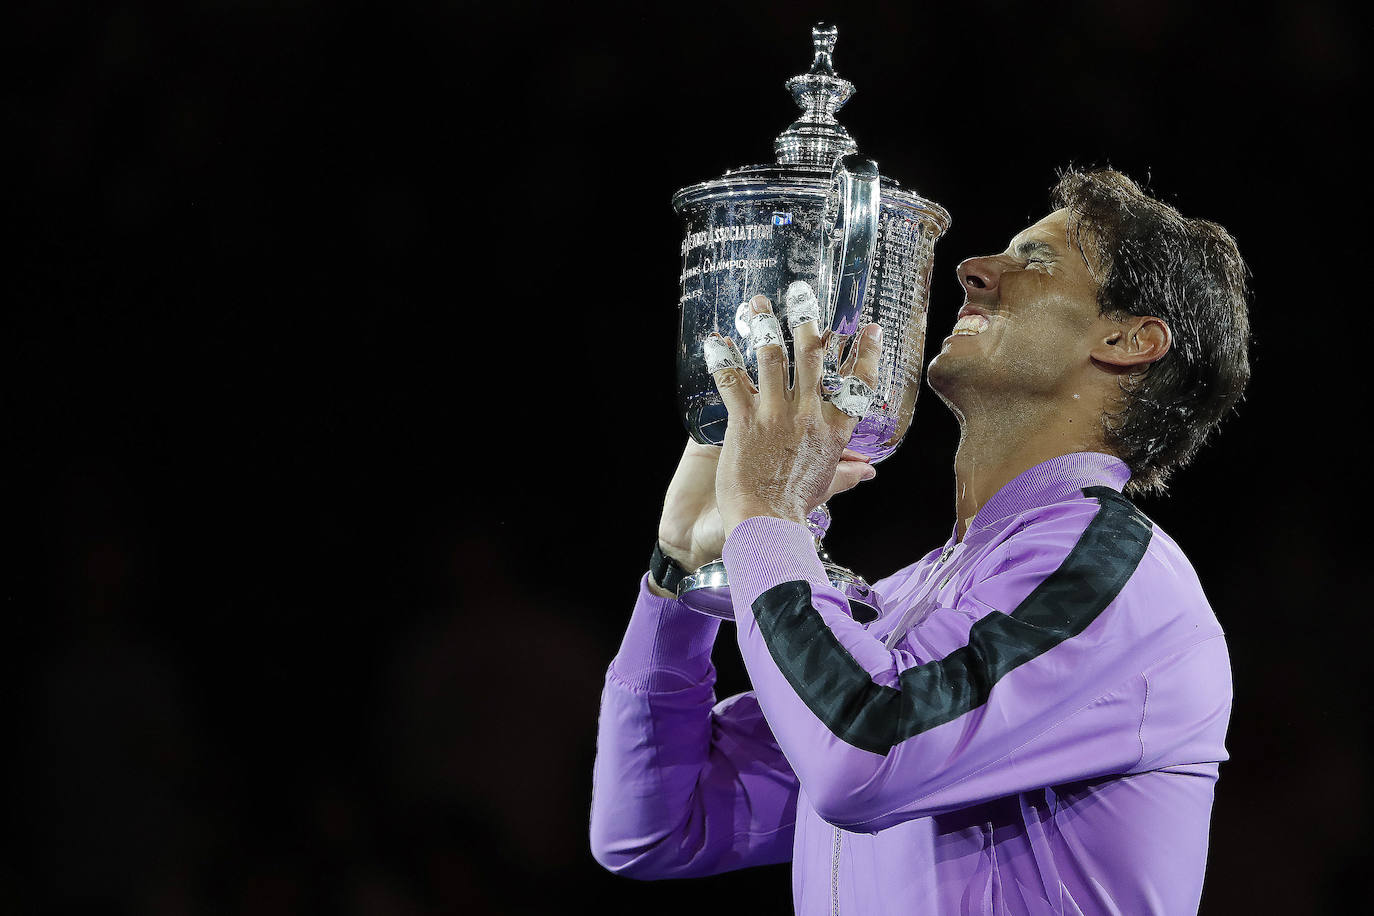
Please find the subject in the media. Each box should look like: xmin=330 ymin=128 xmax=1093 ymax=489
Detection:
xmin=1051 ymin=169 xmax=1252 ymax=495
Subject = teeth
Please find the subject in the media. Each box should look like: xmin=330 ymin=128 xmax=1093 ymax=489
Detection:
xmin=952 ymin=314 xmax=990 ymax=336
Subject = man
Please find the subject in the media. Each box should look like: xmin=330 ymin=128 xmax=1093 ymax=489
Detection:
xmin=590 ymin=169 xmax=1250 ymax=914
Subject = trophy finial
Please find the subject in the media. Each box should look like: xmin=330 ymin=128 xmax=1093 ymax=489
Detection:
xmin=774 ymin=23 xmax=858 ymax=166
xmin=810 ymin=23 xmax=838 ymax=75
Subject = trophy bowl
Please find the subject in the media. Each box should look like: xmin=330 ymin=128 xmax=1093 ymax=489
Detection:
xmin=671 ymin=23 xmax=949 ymax=620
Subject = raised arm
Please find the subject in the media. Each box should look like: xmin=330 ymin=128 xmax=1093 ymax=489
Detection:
xmin=590 ymin=434 xmax=877 ymax=877
xmin=589 ymin=577 xmax=799 ymax=878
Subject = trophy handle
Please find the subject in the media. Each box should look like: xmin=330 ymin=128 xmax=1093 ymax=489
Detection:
xmin=820 ymin=153 xmax=880 ymax=337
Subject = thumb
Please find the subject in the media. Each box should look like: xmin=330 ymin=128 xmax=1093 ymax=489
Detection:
xmin=827 ymin=456 xmax=877 ymax=498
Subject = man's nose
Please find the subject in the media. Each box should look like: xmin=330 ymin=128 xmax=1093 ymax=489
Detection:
xmin=957 ymin=256 xmax=1002 ymax=297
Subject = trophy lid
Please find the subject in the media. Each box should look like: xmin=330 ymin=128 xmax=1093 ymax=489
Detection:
xmin=674 ymin=21 xmax=950 ymax=230
xmin=774 ymin=23 xmax=859 ymax=166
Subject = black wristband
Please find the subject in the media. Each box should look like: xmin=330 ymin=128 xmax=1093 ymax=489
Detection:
xmin=649 ymin=540 xmax=690 ymax=593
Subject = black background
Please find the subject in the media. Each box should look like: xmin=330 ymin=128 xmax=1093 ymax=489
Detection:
xmin=8 ymin=0 xmax=1367 ymax=913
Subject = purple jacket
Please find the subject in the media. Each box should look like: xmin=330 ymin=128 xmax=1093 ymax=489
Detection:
xmin=591 ymin=453 xmax=1231 ymax=914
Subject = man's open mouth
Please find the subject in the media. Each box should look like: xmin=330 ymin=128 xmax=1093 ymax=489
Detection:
xmin=951 ymin=314 xmax=990 ymax=336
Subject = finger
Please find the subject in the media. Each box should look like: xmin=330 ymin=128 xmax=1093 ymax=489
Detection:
xmin=784 ymin=281 xmax=824 ymax=395
xmin=746 ymin=295 xmax=788 ymax=409
xmin=837 ymin=334 xmax=858 ymax=376
xmin=826 ymin=457 xmax=878 ymax=499
xmin=851 ymin=322 xmax=883 ymax=389
xmin=824 ymin=325 xmax=882 ymax=425
xmin=704 ymin=333 xmax=755 ymax=416
xmin=703 ymin=333 xmax=754 ymax=388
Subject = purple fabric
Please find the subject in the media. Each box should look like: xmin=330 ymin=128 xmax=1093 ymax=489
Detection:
xmin=591 ymin=452 xmax=1232 ymax=914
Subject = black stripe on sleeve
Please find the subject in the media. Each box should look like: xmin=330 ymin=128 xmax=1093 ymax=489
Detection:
xmin=749 ymin=485 xmax=1153 ymax=756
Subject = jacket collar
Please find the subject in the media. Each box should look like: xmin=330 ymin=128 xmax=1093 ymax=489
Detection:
xmin=960 ymin=451 xmax=1132 ymax=539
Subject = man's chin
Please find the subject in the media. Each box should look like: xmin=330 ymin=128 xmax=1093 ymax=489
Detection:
xmin=926 ymin=351 xmax=975 ymax=417
xmin=926 ymin=350 xmax=964 ymax=396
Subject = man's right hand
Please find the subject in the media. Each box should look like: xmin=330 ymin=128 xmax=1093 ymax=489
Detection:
xmin=652 ymin=438 xmax=879 ymax=598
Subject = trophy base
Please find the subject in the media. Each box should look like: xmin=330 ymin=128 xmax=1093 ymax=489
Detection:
xmin=677 ymin=553 xmax=881 ymax=624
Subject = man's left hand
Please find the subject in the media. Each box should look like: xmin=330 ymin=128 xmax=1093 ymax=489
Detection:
xmin=709 ymin=294 xmax=884 ymax=537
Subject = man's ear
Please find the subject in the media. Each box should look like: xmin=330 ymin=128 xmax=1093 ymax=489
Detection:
xmin=1091 ymin=315 xmax=1171 ymax=369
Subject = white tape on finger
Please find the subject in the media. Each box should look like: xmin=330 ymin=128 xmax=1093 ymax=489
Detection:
xmin=703 ymin=335 xmax=745 ymax=373
xmin=748 ymin=313 xmax=785 ymax=349
xmin=827 ymin=375 xmax=875 ymax=419
xmin=725 ymin=337 xmax=746 ymax=366
xmin=784 ymin=280 xmax=821 ymax=330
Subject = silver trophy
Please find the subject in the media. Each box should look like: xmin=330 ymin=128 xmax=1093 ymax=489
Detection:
xmin=672 ymin=23 xmax=950 ymax=621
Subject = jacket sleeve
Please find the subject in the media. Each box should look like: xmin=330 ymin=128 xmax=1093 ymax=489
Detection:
xmin=723 ymin=494 xmax=1178 ymax=834
xmin=589 ymin=575 xmax=799 ymax=878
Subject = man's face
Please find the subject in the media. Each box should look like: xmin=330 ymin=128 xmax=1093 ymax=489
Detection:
xmin=926 ymin=208 xmax=1109 ymax=414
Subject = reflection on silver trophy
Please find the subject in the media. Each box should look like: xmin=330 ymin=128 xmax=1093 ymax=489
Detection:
xmin=671 ymin=23 xmax=950 ymax=620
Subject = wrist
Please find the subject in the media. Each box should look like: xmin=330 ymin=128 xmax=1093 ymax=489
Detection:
xmin=646 ymin=577 xmax=678 ymax=600
xmin=655 ymin=538 xmax=702 ymax=573
xmin=649 ymin=539 xmax=691 ymax=597
xmin=721 ymin=501 xmax=806 ymax=539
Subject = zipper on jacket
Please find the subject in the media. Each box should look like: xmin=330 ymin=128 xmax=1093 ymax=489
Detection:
xmin=881 ymin=541 xmax=966 ymax=649
xmin=831 ymin=540 xmax=966 ymax=909
xmin=831 ymin=827 xmax=842 ymax=915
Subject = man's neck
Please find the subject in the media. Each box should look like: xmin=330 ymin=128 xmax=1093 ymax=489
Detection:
xmin=951 ymin=406 xmax=1105 ymax=541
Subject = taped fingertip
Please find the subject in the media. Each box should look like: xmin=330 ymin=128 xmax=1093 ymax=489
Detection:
xmin=865 ymin=324 xmax=883 ymax=343
xmin=725 ymin=336 xmax=745 ymax=364
xmin=784 ymin=281 xmax=821 ymax=329
xmin=703 ymin=335 xmax=745 ymax=373
xmin=748 ymin=313 xmax=784 ymax=349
